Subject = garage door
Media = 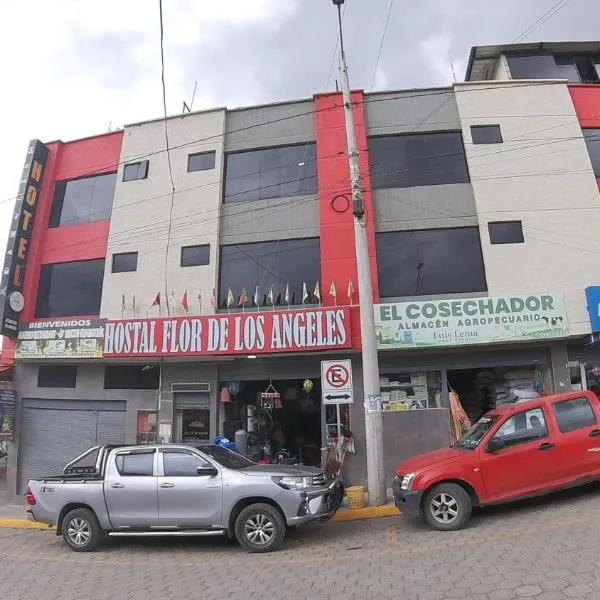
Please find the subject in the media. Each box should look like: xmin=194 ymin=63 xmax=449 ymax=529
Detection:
xmin=19 ymin=399 xmax=126 ymax=493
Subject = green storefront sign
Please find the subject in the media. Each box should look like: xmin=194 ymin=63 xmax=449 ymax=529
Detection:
xmin=375 ymin=293 xmax=568 ymax=350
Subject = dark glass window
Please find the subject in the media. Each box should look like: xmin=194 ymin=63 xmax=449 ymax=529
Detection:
xmin=219 ymin=238 xmax=320 ymax=307
xmin=163 ymin=451 xmax=208 ymax=476
xmin=49 ymin=173 xmax=117 ymax=227
xmin=583 ymin=129 xmax=600 ymax=177
xmin=376 ymin=228 xmax=487 ymax=298
xmin=224 ymin=143 xmax=318 ymax=203
xmin=115 ymin=452 xmax=155 ymax=477
xmin=104 ymin=365 xmax=160 ymax=390
xmin=471 ymin=125 xmax=503 ymax=145
xmin=553 ymin=397 xmax=597 ymax=434
xmin=38 ymin=365 xmax=77 ymax=388
xmin=181 ymin=245 xmax=210 ymax=267
xmin=491 ymin=407 xmax=548 ymax=449
xmin=112 ymin=252 xmax=138 ymax=273
xmin=188 ymin=151 xmax=216 ymax=173
xmin=35 ymin=259 xmax=105 ymax=318
xmin=507 ymin=53 xmax=581 ymax=81
xmin=123 ymin=161 xmax=149 ymax=182
xmin=488 ymin=221 xmax=524 ymax=245
xmin=368 ymin=132 xmax=470 ymax=189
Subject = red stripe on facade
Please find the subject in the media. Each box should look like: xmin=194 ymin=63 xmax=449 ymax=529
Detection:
xmin=314 ymin=92 xmax=379 ymax=348
xmin=21 ymin=132 xmax=123 ymax=321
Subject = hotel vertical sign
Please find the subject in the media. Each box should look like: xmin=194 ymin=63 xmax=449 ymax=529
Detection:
xmin=0 ymin=140 xmax=49 ymax=337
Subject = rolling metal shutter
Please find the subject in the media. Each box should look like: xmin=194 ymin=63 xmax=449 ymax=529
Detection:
xmin=19 ymin=399 xmax=126 ymax=493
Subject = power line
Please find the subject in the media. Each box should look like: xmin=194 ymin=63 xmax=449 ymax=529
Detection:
xmin=369 ymin=0 xmax=395 ymax=91
xmin=512 ymin=0 xmax=571 ymax=44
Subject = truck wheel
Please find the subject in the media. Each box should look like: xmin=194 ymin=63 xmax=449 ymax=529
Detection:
xmin=62 ymin=508 xmax=102 ymax=552
xmin=234 ymin=503 xmax=286 ymax=553
xmin=422 ymin=483 xmax=472 ymax=531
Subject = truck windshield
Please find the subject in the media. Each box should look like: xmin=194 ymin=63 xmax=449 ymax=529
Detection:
xmin=199 ymin=445 xmax=255 ymax=469
xmin=455 ymin=416 xmax=499 ymax=450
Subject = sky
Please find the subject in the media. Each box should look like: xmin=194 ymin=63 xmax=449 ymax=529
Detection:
xmin=0 ymin=0 xmax=598 ymax=274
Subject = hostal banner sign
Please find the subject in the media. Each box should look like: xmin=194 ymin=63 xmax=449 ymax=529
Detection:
xmin=375 ymin=293 xmax=569 ymax=349
xmin=103 ymin=308 xmax=351 ymax=357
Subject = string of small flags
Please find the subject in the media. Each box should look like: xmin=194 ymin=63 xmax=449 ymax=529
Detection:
xmin=119 ymin=279 xmax=358 ymax=318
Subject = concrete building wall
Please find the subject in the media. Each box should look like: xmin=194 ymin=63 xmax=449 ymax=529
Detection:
xmin=100 ymin=109 xmax=226 ymax=319
xmin=220 ymin=100 xmax=318 ymax=245
xmin=455 ymin=80 xmax=600 ymax=337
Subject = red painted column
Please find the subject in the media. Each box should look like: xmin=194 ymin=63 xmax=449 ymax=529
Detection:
xmin=21 ymin=131 xmax=123 ymax=321
xmin=314 ymin=91 xmax=379 ymax=349
xmin=569 ymin=85 xmax=600 ymax=191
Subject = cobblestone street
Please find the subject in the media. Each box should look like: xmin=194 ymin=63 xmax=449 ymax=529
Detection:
xmin=2 ymin=485 xmax=600 ymax=600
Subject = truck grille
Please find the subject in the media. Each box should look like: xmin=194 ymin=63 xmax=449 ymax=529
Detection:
xmin=312 ymin=473 xmax=327 ymax=487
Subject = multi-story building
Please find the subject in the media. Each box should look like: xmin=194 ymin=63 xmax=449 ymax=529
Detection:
xmin=1 ymin=41 xmax=599 ymax=499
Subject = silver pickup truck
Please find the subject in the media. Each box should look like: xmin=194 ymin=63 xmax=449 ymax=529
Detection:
xmin=26 ymin=444 xmax=343 ymax=553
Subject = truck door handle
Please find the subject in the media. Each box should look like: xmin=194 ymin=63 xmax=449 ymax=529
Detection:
xmin=110 ymin=483 xmax=125 ymax=489
xmin=589 ymin=429 xmax=600 ymax=437
xmin=538 ymin=442 xmax=555 ymax=451
xmin=159 ymin=483 xmax=175 ymax=488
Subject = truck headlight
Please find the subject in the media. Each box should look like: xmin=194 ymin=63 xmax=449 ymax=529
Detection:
xmin=273 ymin=476 xmax=313 ymax=490
xmin=400 ymin=473 xmax=416 ymax=491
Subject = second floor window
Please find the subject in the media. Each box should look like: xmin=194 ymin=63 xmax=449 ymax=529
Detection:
xmin=49 ymin=173 xmax=117 ymax=227
xmin=36 ymin=259 xmax=105 ymax=318
xmin=224 ymin=143 xmax=318 ymax=203
xmin=368 ymin=132 xmax=470 ymax=190
xmin=583 ymin=129 xmax=600 ymax=177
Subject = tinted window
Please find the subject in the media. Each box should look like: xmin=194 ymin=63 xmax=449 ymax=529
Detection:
xmin=200 ymin=445 xmax=254 ymax=469
xmin=38 ymin=365 xmax=77 ymax=388
xmin=49 ymin=173 xmax=116 ymax=227
xmin=163 ymin=452 xmax=208 ymax=476
xmin=123 ymin=161 xmax=149 ymax=182
xmin=219 ymin=239 xmax=320 ymax=307
xmin=553 ymin=397 xmax=597 ymax=433
xmin=224 ymin=143 xmax=318 ymax=203
xmin=368 ymin=132 xmax=470 ymax=189
xmin=104 ymin=365 xmax=160 ymax=390
xmin=35 ymin=259 xmax=105 ymax=318
xmin=188 ymin=151 xmax=216 ymax=173
xmin=115 ymin=452 xmax=154 ymax=476
xmin=507 ymin=53 xmax=580 ymax=81
xmin=376 ymin=228 xmax=487 ymax=298
xmin=181 ymin=245 xmax=210 ymax=267
xmin=112 ymin=252 xmax=138 ymax=273
xmin=488 ymin=221 xmax=524 ymax=245
xmin=491 ymin=407 xmax=548 ymax=449
xmin=471 ymin=125 xmax=503 ymax=145
xmin=583 ymin=129 xmax=600 ymax=177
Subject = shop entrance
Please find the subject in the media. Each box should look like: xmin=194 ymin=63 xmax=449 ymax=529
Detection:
xmin=447 ymin=366 xmax=545 ymax=423
xmin=221 ymin=378 xmax=325 ymax=466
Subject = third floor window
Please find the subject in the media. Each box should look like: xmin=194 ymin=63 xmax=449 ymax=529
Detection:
xmin=224 ymin=143 xmax=318 ymax=203
xmin=368 ymin=132 xmax=470 ymax=190
xmin=49 ymin=173 xmax=117 ymax=227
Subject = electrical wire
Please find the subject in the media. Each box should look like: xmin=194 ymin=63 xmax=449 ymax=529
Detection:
xmin=369 ymin=0 xmax=395 ymax=91
xmin=512 ymin=0 xmax=571 ymax=44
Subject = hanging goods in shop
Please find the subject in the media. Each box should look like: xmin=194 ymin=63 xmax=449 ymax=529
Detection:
xmin=260 ymin=380 xmax=282 ymax=410
xmin=227 ymin=381 xmax=240 ymax=396
xmin=303 ymin=379 xmax=314 ymax=393
xmin=220 ymin=385 xmax=231 ymax=403
xmin=449 ymin=387 xmax=471 ymax=444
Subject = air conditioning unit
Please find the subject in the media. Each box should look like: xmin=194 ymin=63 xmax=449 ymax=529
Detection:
xmin=171 ymin=383 xmax=211 ymax=393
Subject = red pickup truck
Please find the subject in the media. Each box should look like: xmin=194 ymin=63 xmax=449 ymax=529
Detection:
xmin=393 ymin=390 xmax=600 ymax=531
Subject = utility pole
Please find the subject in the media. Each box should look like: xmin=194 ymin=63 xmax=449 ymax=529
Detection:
xmin=331 ymin=0 xmax=386 ymax=506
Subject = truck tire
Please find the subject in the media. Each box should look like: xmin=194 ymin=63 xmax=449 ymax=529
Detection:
xmin=62 ymin=508 xmax=103 ymax=552
xmin=234 ymin=503 xmax=286 ymax=553
xmin=422 ymin=483 xmax=472 ymax=531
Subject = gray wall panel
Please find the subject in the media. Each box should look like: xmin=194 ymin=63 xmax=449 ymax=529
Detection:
xmin=374 ymin=184 xmax=478 ymax=232
xmin=365 ymin=89 xmax=460 ymax=135
xmin=225 ymin=100 xmax=315 ymax=152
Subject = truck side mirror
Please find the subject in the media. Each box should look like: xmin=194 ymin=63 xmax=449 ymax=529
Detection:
xmin=197 ymin=466 xmax=218 ymax=477
xmin=486 ymin=437 xmax=503 ymax=453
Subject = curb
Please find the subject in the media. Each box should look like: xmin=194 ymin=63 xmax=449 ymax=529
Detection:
xmin=330 ymin=504 xmax=400 ymax=522
xmin=0 ymin=505 xmax=400 ymax=531
xmin=0 ymin=518 xmax=53 ymax=530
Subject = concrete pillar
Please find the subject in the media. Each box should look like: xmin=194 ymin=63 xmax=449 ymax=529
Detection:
xmin=550 ymin=344 xmax=571 ymax=394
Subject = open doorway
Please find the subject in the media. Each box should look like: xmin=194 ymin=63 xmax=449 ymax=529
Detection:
xmin=221 ymin=378 xmax=322 ymax=466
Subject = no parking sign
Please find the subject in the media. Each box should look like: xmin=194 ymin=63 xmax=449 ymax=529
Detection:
xmin=320 ymin=359 xmax=354 ymax=404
